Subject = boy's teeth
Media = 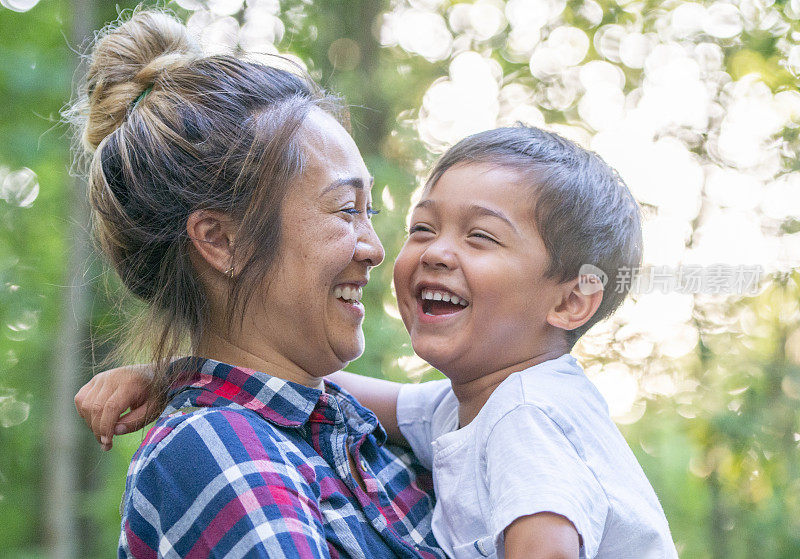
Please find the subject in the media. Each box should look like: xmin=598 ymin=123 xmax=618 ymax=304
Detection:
xmin=420 ymin=288 xmax=469 ymax=307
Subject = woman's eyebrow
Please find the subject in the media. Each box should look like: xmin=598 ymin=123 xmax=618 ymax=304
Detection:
xmin=322 ymin=176 xmax=375 ymax=194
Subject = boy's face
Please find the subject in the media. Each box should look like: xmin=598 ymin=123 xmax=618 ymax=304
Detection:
xmin=393 ymin=162 xmax=569 ymax=381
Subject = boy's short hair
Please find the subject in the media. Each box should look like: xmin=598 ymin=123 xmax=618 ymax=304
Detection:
xmin=426 ymin=125 xmax=643 ymax=347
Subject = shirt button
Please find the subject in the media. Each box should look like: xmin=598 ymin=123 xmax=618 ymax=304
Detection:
xmin=359 ymin=457 xmax=368 ymax=472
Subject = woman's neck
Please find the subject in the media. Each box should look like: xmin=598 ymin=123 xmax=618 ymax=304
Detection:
xmin=196 ymin=330 xmax=325 ymax=390
xmin=449 ymin=347 xmax=569 ymax=428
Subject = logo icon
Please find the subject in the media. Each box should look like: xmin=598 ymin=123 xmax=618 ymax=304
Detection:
xmin=578 ymin=264 xmax=608 ymax=295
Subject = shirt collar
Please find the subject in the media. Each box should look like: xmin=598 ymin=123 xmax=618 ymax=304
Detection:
xmin=325 ymin=378 xmax=388 ymax=444
xmin=166 ymin=357 xmax=386 ymax=443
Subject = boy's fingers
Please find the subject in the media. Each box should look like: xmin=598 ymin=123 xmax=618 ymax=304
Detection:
xmin=75 ymin=366 xmax=155 ymax=451
xmin=77 ymin=380 xmax=102 ymax=429
xmin=74 ymin=382 xmax=89 ymax=412
xmin=116 ymin=404 xmax=151 ymax=434
xmin=88 ymin=379 xmax=117 ymax=439
xmin=75 ymin=377 xmax=99 ymax=423
xmin=77 ymin=380 xmax=108 ymax=447
xmin=96 ymin=390 xmax=131 ymax=444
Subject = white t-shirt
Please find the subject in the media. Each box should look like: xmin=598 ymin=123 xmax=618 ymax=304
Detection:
xmin=396 ymin=354 xmax=678 ymax=559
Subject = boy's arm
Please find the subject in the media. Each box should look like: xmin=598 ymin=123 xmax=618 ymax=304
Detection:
xmin=76 ymin=366 xmax=410 ymax=450
xmin=486 ymin=405 xmax=609 ymax=559
xmin=74 ymin=364 xmax=156 ymax=451
xmin=326 ymin=371 xmax=406 ymax=446
xmin=504 ymin=513 xmax=580 ymax=559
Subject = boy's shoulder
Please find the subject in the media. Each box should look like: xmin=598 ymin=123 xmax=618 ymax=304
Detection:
xmin=486 ymin=354 xmax=605 ymax=422
xmin=476 ymin=353 xmax=622 ymax=466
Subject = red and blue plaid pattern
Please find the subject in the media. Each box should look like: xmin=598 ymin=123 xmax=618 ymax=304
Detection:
xmin=118 ymin=357 xmax=443 ymax=558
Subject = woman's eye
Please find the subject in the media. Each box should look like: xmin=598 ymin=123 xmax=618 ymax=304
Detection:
xmin=341 ymin=207 xmax=381 ymax=218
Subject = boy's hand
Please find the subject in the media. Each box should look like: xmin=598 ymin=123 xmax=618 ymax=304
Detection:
xmin=74 ymin=364 xmax=155 ymax=451
xmin=504 ymin=512 xmax=580 ymax=559
xmin=326 ymin=371 xmax=406 ymax=446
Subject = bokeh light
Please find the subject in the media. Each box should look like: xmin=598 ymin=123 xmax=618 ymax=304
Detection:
xmin=381 ymin=8 xmax=453 ymax=61
xmin=0 ymin=0 xmax=39 ymax=12
xmin=382 ymin=0 xmax=800 ymax=420
xmin=418 ymin=51 xmax=500 ymax=148
xmin=1 ymin=167 xmax=38 ymax=207
xmin=0 ymin=390 xmax=30 ymax=428
xmin=184 ymin=1 xmax=288 ymax=59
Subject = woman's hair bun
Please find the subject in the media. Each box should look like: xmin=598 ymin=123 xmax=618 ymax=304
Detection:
xmin=80 ymin=10 xmax=202 ymax=150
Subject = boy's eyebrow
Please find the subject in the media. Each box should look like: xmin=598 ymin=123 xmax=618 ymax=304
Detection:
xmin=413 ymin=200 xmax=518 ymax=233
xmin=467 ymin=204 xmax=518 ymax=233
xmin=321 ymin=176 xmax=375 ymax=195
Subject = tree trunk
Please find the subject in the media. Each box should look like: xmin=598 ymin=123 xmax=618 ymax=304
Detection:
xmin=46 ymin=0 xmax=96 ymax=556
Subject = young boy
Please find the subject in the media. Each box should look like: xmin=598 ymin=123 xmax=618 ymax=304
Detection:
xmin=382 ymin=126 xmax=677 ymax=558
xmin=77 ymin=126 xmax=677 ymax=558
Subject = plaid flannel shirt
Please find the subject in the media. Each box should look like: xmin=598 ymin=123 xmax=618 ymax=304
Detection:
xmin=119 ymin=357 xmax=443 ymax=559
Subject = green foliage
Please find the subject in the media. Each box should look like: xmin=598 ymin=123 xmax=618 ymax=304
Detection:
xmin=0 ymin=0 xmax=798 ymax=557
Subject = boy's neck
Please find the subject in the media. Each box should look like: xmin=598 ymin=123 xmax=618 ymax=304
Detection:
xmin=450 ymin=347 xmax=569 ymax=427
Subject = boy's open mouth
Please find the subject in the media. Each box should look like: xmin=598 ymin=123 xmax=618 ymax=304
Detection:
xmin=419 ymin=288 xmax=469 ymax=316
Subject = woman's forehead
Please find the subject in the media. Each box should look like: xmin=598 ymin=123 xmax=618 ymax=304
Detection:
xmin=296 ymin=110 xmax=370 ymax=192
xmin=299 ymin=108 xmax=356 ymax=151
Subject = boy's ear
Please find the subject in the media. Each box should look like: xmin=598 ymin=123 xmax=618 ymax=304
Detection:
xmin=186 ymin=210 xmax=237 ymax=276
xmin=546 ymin=275 xmax=604 ymax=332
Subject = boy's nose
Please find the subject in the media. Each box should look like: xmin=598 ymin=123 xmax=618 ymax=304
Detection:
xmin=420 ymin=240 xmax=457 ymax=270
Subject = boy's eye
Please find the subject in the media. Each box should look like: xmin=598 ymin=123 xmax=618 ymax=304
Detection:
xmin=408 ymin=224 xmax=433 ymax=234
xmin=367 ymin=208 xmax=380 ymax=219
xmin=470 ymin=231 xmax=499 ymax=244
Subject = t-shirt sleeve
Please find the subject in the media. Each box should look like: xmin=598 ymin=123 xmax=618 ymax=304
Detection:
xmin=395 ymin=379 xmax=453 ymax=470
xmin=485 ymin=404 xmax=609 ymax=559
xmin=123 ymin=409 xmax=331 ymax=558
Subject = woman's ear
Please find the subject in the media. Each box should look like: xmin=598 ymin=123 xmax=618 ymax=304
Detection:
xmin=546 ymin=276 xmax=604 ymax=332
xmin=186 ymin=210 xmax=236 ymax=276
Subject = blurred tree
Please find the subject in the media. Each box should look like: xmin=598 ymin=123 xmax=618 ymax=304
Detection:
xmin=45 ymin=1 xmax=96 ymax=557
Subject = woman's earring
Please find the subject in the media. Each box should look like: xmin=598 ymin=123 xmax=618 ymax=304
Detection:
xmin=226 ymin=240 xmax=235 ymax=279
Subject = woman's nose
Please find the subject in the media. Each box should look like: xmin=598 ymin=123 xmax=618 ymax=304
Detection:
xmin=355 ymin=220 xmax=385 ymax=267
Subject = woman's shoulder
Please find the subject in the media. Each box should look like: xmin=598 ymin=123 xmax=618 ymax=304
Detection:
xmin=131 ymin=405 xmax=318 ymax=484
xmin=120 ymin=405 xmax=330 ymax=557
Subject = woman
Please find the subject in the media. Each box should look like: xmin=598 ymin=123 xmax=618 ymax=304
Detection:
xmin=71 ymin=9 xmax=442 ymax=558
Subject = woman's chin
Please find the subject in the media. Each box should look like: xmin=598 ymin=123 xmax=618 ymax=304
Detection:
xmin=332 ymin=334 xmax=365 ymax=367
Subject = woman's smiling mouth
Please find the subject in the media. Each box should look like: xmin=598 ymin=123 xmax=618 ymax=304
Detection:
xmin=333 ymin=283 xmax=366 ymax=320
xmin=334 ymin=284 xmax=363 ymax=304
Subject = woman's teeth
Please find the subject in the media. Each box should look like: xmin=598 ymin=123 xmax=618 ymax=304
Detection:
xmin=334 ymin=285 xmax=363 ymax=303
xmin=420 ymin=288 xmax=469 ymax=307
